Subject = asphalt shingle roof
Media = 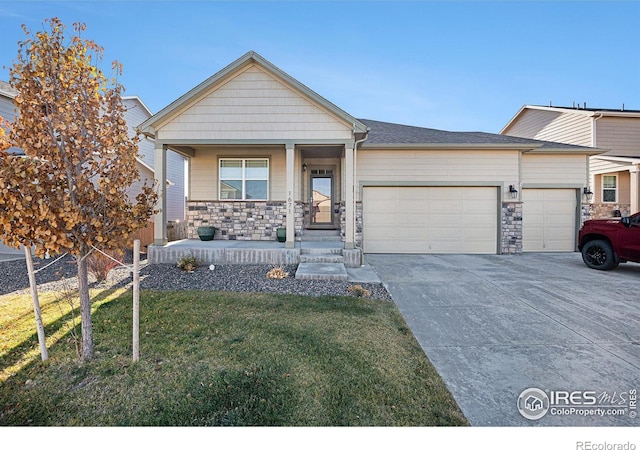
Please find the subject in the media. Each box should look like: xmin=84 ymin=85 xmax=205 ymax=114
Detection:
xmin=359 ymin=118 xmax=592 ymax=150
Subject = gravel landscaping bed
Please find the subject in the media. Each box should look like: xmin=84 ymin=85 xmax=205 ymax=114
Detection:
xmin=0 ymin=257 xmax=391 ymax=300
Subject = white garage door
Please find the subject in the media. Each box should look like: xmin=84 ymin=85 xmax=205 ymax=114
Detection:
xmin=363 ymin=186 xmax=498 ymax=254
xmin=522 ymin=189 xmax=577 ymax=252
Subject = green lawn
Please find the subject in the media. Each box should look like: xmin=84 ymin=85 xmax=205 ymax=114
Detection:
xmin=0 ymin=287 xmax=468 ymax=426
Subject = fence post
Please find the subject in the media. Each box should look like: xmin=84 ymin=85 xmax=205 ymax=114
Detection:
xmin=132 ymin=239 xmax=140 ymax=362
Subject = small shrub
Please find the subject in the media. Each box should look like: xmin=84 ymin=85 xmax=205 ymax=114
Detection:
xmin=87 ymin=250 xmax=123 ymax=282
xmin=348 ymin=284 xmax=371 ymax=298
xmin=177 ymin=255 xmax=198 ymax=272
xmin=266 ymin=266 xmax=288 ymax=279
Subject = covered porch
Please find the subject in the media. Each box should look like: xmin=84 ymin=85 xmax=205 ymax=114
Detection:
xmin=589 ymin=155 xmax=640 ymax=218
xmin=137 ymin=51 xmax=368 ymax=255
xmin=151 ymin=140 xmax=359 ymax=250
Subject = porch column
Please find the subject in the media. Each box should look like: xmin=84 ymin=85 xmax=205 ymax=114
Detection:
xmin=344 ymin=144 xmax=355 ymax=249
xmin=285 ymin=144 xmax=295 ymax=249
xmin=630 ymin=165 xmax=639 ymax=214
xmin=153 ymin=143 xmax=168 ymax=245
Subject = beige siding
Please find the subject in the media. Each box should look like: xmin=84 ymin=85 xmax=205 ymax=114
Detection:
xmin=156 ymin=66 xmax=352 ymax=141
xmin=356 ymin=149 xmax=519 ymax=199
xmin=595 ymin=117 xmax=640 ymax=157
xmin=506 ymin=109 xmax=563 ymax=138
xmin=589 ymin=157 xmax=629 ymax=174
xmin=522 ymin=154 xmax=587 ymax=185
xmin=506 ymin=109 xmax=592 ymax=146
xmin=190 ymin=148 xmax=287 ymax=200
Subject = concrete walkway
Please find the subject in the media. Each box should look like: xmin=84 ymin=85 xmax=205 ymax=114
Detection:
xmin=366 ymin=253 xmax=640 ymax=426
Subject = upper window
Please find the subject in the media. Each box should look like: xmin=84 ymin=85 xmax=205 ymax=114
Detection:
xmin=219 ymin=158 xmax=269 ymax=200
xmin=602 ymin=175 xmax=617 ymax=203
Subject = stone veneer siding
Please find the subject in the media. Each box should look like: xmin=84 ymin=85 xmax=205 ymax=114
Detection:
xmin=588 ymin=203 xmax=630 ymax=219
xmin=339 ymin=201 xmax=363 ymax=247
xmin=501 ymin=202 xmax=522 ymax=254
xmin=187 ymin=201 xmax=304 ymax=241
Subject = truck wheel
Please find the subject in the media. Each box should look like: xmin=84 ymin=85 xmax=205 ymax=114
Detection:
xmin=581 ymin=240 xmax=619 ymax=270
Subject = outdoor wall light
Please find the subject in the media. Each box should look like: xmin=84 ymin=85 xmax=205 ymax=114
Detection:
xmin=302 ymin=163 xmax=307 ymax=172
xmin=583 ymin=186 xmax=593 ymax=201
xmin=509 ymin=185 xmax=518 ymax=199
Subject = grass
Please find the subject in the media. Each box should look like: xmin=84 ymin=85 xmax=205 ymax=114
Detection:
xmin=0 ymin=286 xmax=468 ymax=426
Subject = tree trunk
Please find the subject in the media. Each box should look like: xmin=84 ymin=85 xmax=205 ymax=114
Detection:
xmin=77 ymin=254 xmax=94 ymax=360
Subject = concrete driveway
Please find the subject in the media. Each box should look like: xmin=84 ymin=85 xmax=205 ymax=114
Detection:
xmin=366 ymin=253 xmax=640 ymax=426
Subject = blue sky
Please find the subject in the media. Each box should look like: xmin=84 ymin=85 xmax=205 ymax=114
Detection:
xmin=1 ymin=1 xmax=638 ymax=133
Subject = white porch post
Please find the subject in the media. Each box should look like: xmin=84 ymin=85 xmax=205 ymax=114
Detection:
xmin=285 ymin=144 xmax=295 ymax=249
xmin=153 ymin=143 xmax=168 ymax=245
xmin=630 ymin=166 xmax=639 ymax=214
xmin=344 ymin=144 xmax=355 ymax=249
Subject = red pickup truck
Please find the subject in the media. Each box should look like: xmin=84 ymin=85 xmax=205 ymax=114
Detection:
xmin=578 ymin=212 xmax=640 ymax=270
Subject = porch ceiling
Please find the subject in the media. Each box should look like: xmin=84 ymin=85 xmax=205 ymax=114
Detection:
xmin=169 ymin=144 xmax=344 ymax=159
xmin=168 ymin=143 xmax=285 ymax=157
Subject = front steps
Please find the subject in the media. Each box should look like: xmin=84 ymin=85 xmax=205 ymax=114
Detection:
xmin=295 ymin=232 xmax=347 ymax=280
xmin=301 ymin=229 xmax=341 ymax=242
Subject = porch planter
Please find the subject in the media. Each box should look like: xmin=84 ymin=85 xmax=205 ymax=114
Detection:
xmin=276 ymin=227 xmax=286 ymax=243
xmin=197 ymin=226 xmax=217 ymax=241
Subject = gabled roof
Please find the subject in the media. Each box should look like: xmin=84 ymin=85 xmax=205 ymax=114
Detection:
xmin=360 ymin=118 xmax=603 ymax=153
xmin=122 ymin=96 xmax=153 ymax=117
xmin=139 ymin=51 xmax=369 ymax=137
xmin=501 ymin=104 xmax=640 ymax=135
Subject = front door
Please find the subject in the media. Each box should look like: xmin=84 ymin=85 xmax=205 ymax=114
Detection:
xmin=310 ymin=173 xmax=333 ymax=227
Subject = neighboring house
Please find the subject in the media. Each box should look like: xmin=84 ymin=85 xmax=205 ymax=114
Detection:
xmin=0 ymin=81 xmax=23 ymax=254
xmin=140 ymin=51 xmax=602 ymax=255
xmin=501 ymin=104 xmax=640 ymax=218
xmin=123 ymin=96 xmax=186 ymax=222
xmin=0 ymin=81 xmax=186 ymax=251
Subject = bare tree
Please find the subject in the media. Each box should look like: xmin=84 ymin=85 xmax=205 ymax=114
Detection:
xmin=0 ymin=18 xmax=157 ymax=360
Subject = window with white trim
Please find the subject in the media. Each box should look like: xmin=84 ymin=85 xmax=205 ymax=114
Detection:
xmin=219 ymin=158 xmax=269 ymax=200
xmin=602 ymin=175 xmax=617 ymax=203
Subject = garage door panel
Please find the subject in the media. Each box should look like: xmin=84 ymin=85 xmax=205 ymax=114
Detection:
xmin=522 ymin=189 xmax=576 ymax=252
xmin=363 ymin=186 xmax=497 ymax=254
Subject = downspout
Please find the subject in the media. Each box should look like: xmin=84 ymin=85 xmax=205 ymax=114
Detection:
xmin=591 ymin=112 xmax=604 ymax=147
xmin=352 ymin=125 xmax=370 ymax=250
xmin=590 ymin=113 xmax=604 ymax=205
